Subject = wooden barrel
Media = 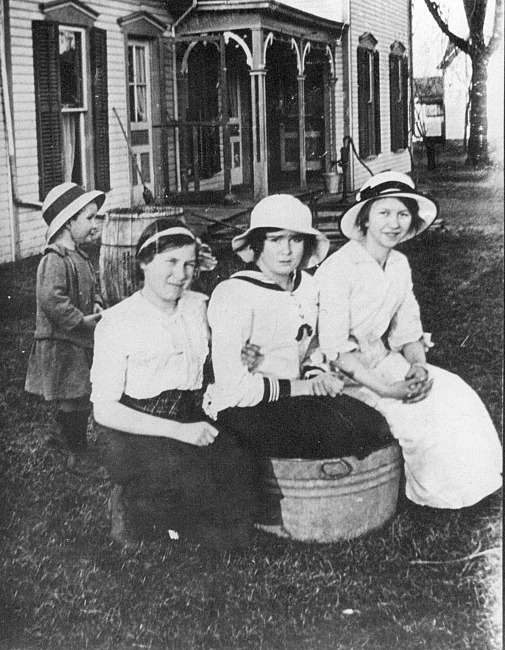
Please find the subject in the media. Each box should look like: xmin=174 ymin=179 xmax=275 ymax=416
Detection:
xmin=99 ymin=206 xmax=184 ymax=307
xmin=255 ymin=443 xmax=402 ymax=542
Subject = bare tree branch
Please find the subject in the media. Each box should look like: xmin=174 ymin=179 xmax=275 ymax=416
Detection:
xmin=423 ymin=1 xmax=470 ymax=52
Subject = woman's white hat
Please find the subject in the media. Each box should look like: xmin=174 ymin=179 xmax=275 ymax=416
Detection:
xmin=42 ymin=182 xmax=106 ymax=243
xmin=232 ymin=194 xmax=330 ymax=268
xmin=340 ymin=171 xmax=438 ymax=242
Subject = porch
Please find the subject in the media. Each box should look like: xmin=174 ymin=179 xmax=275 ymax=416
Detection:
xmin=167 ymin=1 xmax=346 ymax=203
xmin=168 ymin=183 xmax=351 ymax=257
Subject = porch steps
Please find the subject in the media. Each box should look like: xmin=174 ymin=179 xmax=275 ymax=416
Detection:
xmin=176 ymin=191 xmax=446 ymax=255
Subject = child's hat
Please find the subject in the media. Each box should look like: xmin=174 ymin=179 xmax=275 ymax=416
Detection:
xmin=42 ymin=182 xmax=106 ymax=242
xmin=231 ymin=194 xmax=329 ymax=268
xmin=339 ymin=171 xmax=438 ymax=242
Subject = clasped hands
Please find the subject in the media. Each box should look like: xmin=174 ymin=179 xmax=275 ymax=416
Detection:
xmin=396 ymin=363 xmax=433 ymax=404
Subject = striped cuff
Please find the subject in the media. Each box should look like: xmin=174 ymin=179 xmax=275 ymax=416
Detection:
xmin=262 ymin=378 xmax=291 ymax=403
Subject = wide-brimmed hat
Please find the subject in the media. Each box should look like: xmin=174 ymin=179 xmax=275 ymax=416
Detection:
xmin=340 ymin=171 xmax=438 ymax=242
xmin=42 ymin=182 xmax=106 ymax=242
xmin=232 ymin=194 xmax=329 ymax=268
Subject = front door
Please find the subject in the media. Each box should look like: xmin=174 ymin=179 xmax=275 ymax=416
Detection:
xmin=128 ymin=40 xmax=154 ymax=204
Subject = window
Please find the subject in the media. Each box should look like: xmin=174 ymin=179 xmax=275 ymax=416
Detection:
xmin=128 ymin=41 xmax=152 ymax=186
xmin=118 ymin=11 xmax=167 ymax=200
xmin=357 ymin=34 xmax=381 ymax=159
xmin=60 ymin=27 xmax=86 ymax=184
xmin=389 ymin=42 xmax=409 ymax=151
xmin=33 ymin=9 xmax=110 ymax=199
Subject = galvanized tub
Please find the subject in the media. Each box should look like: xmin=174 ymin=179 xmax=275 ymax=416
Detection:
xmin=255 ymin=443 xmax=402 ymax=542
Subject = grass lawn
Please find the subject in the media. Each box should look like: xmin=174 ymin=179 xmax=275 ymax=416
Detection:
xmin=0 ymin=149 xmax=502 ymax=649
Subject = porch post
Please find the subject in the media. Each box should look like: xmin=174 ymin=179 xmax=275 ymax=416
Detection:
xmin=298 ymin=74 xmax=307 ymax=190
xmin=250 ymin=28 xmax=268 ymax=200
xmin=219 ymin=34 xmax=232 ymax=197
xmin=324 ymin=69 xmax=337 ymax=171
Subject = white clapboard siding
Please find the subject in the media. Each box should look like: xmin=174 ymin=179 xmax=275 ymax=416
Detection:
xmin=0 ymin=83 xmax=14 ymax=262
xmin=348 ymin=0 xmax=411 ymax=189
xmin=2 ymin=0 xmax=175 ymax=262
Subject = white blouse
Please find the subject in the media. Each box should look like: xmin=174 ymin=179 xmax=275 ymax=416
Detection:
xmin=90 ymin=290 xmax=209 ymax=403
xmin=315 ymin=240 xmax=425 ymax=368
xmin=205 ymin=269 xmax=319 ymax=415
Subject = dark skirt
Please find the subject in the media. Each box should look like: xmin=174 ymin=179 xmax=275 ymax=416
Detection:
xmin=25 ymin=340 xmax=93 ymax=401
xmin=218 ymin=395 xmax=393 ymax=460
xmin=97 ymin=390 xmax=257 ymax=549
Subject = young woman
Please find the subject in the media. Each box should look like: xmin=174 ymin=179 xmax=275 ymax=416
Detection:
xmin=315 ymin=171 xmax=502 ymax=509
xmin=90 ymin=218 xmax=256 ymax=549
xmin=204 ymin=194 xmax=392 ymax=460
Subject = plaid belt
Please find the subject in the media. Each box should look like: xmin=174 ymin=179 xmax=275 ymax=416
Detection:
xmin=120 ymin=389 xmax=204 ymax=422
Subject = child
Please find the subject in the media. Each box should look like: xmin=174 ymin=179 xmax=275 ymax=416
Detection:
xmin=25 ymin=182 xmax=106 ymax=476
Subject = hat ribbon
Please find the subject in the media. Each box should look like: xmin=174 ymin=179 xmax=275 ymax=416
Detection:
xmin=360 ymin=180 xmax=415 ymax=201
xmin=138 ymin=227 xmax=196 ymax=253
xmin=43 ymin=185 xmax=85 ymax=225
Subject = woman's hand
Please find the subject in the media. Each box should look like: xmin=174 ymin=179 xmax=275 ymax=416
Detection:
xmin=308 ymin=373 xmax=344 ymax=397
xmin=405 ymin=363 xmax=429 ymax=383
xmin=93 ymin=302 xmax=104 ymax=314
xmin=241 ymin=341 xmax=264 ymax=372
xmin=182 ymin=421 xmax=219 ymax=447
xmin=382 ymin=377 xmax=433 ymax=403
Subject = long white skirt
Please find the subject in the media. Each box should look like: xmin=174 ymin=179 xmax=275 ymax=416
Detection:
xmin=344 ymin=353 xmax=503 ymax=508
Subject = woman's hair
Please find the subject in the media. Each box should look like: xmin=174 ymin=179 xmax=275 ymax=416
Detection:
xmin=355 ymin=196 xmax=424 ymax=237
xmin=243 ymin=228 xmax=317 ymax=268
xmin=135 ymin=218 xmax=197 ymax=282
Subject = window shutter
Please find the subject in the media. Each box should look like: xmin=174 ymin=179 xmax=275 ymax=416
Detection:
xmin=373 ymin=50 xmax=381 ymax=155
xmin=389 ymin=55 xmax=398 ymax=151
xmin=90 ymin=27 xmax=110 ymax=192
xmin=32 ymin=20 xmax=63 ymax=200
xmin=357 ymin=47 xmax=370 ymax=158
xmin=401 ymin=56 xmax=409 ymax=149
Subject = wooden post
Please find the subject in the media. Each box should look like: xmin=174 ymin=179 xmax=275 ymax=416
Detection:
xmin=219 ymin=34 xmax=232 ymax=197
xmin=298 ymin=74 xmax=307 ymax=190
xmin=192 ymin=125 xmax=200 ymax=191
xmin=250 ymin=28 xmax=268 ymax=200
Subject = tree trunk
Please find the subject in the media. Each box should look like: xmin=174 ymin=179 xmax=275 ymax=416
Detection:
xmin=466 ymin=50 xmax=490 ymax=167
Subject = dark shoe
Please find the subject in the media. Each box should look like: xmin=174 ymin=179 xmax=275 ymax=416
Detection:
xmin=45 ymin=430 xmax=69 ymax=454
xmin=65 ymin=453 xmax=109 ymax=480
xmin=108 ymin=485 xmax=140 ymax=549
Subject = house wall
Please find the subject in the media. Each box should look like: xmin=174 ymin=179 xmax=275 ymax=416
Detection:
xmin=348 ymin=0 xmax=411 ymax=189
xmin=1 ymin=0 xmax=175 ymax=263
xmin=0 ymin=77 xmax=14 ymax=262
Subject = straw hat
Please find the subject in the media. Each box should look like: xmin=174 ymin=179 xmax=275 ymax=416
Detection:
xmin=42 ymin=182 xmax=106 ymax=242
xmin=232 ymin=194 xmax=329 ymax=268
xmin=340 ymin=171 xmax=438 ymax=242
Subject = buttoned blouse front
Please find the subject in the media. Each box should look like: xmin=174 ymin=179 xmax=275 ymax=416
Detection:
xmin=315 ymin=240 xmax=424 ymax=368
xmin=90 ymin=290 xmax=209 ymax=403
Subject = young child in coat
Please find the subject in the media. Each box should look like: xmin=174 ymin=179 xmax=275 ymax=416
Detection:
xmin=25 ymin=182 xmax=106 ymax=476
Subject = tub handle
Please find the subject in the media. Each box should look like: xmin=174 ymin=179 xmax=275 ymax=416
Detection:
xmin=319 ymin=459 xmax=353 ymax=480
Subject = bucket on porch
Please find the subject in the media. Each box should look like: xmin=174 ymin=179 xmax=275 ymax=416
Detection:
xmin=323 ymin=171 xmax=342 ymax=194
xmin=99 ymin=206 xmax=184 ymax=307
xmin=255 ymin=443 xmax=402 ymax=542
